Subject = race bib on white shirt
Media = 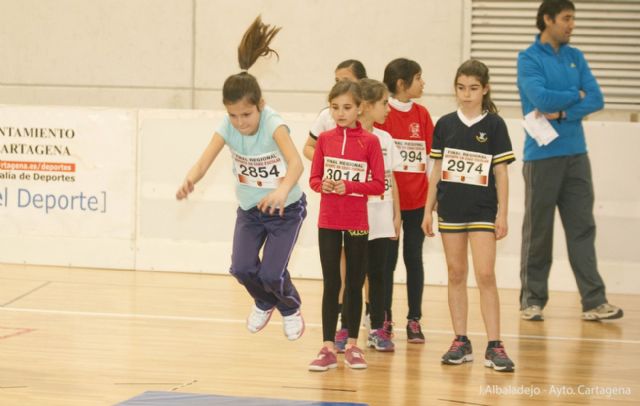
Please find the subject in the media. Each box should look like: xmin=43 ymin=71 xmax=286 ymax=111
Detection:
xmin=441 ymin=148 xmax=491 ymax=187
xmin=369 ymin=169 xmax=393 ymax=202
xmin=324 ymin=156 xmax=367 ymax=197
xmin=232 ymin=150 xmax=286 ymax=188
xmin=394 ymin=140 xmax=427 ymax=173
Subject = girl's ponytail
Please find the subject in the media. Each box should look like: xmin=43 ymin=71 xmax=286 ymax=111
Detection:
xmin=223 ymin=16 xmax=281 ymax=106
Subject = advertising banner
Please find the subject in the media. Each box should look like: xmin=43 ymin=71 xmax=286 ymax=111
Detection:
xmin=0 ymin=106 xmax=136 ymax=267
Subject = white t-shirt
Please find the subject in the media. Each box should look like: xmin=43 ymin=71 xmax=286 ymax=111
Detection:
xmin=309 ymin=108 xmax=336 ymax=138
xmin=368 ymin=127 xmax=403 ymax=240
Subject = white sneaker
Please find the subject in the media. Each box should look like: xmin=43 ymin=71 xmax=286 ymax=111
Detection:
xmin=247 ymin=305 xmax=274 ymax=333
xmin=521 ymin=305 xmax=544 ymax=321
xmin=582 ymin=303 xmax=624 ymax=321
xmin=283 ymin=310 xmax=305 ymax=340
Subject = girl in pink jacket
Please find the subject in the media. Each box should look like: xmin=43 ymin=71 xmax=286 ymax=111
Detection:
xmin=308 ymin=80 xmax=385 ymax=371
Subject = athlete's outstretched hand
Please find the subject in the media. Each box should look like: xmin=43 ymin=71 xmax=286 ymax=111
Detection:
xmin=257 ymin=188 xmax=288 ymax=216
xmin=176 ymin=179 xmax=195 ymax=200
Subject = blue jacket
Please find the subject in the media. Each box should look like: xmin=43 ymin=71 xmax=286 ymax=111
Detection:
xmin=517 ymin=35 xmax=604 ymax=161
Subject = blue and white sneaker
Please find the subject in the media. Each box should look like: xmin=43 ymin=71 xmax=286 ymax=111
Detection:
xmin=367 ymin=328 xmax=395 ymax=352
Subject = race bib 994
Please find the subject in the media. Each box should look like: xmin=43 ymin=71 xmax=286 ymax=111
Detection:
xmin=394 ymin=140 xmax=427 ymax=173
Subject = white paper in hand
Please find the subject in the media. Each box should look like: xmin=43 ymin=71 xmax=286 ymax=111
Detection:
xmin=522 ymin=111 xmax=559 ymax=146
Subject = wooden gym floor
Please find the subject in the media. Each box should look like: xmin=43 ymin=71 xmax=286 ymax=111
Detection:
xmin=0 ymin=263 xmax=638 ymax=405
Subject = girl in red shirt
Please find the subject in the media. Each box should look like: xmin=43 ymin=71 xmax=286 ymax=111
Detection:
xmin=376 ymin=58 xmax=434 ymax=343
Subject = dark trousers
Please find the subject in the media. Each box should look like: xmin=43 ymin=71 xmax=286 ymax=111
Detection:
xmin=319 ymin=228 xmax=368 ymax=342
xmin=368 ymin=237 xmax=393 ymax=329
xmin=230 ymin=195 xmax=306 ymax=316
xmin=386 ymin=207 xmax=425 ymax=321
xmin=520 ymin=154 xmax=607 ymax=312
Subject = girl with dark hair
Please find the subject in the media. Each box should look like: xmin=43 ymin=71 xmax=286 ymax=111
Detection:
xmin=422 ymin=59 xmax=516 ymax=372
xmin=359 ymin=78 xmax=403 ymax=353
xmin=303 ymin=60 xmax=368 ymax=160
xmin=308 ymin=80 xmax=385 ymax=371
xmin=176 ymin=16 xmax=306 ymax=341
xmin=376 ymin=58 xmax=434 ymax=344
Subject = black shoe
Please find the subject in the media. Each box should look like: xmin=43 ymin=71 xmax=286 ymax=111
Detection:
xmin=484 ymin=342 xmax=515 ymax=372
xmin=442 ymin=338 xmax=473 ymax=364
xmin=406 ymin=319 xmax=425 ymax=344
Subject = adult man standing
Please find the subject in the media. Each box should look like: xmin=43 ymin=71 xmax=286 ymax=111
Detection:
xmin=517 ymin=0 xmax=623 ymax=321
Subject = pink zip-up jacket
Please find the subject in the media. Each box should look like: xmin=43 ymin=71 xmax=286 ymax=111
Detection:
xmin=309 ymin=122 xmax=385 ymax=231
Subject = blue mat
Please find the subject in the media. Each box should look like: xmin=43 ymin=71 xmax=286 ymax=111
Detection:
xmin=117 ymin=391 xmax=368 ymax=406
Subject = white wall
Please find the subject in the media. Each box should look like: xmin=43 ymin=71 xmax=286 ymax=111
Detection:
xmin=2 ymin=0 xmax=637 ymax=120
xmin=0 ymin=0 xmax=194 ymax=108
xmin=0 ymin=0 xmax=465 ymax=114
xmin=1 ymin=0 xmax=619 ymax=120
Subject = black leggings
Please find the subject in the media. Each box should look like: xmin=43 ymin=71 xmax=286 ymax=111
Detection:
xmin=385 ymin=207 xmax=425 ymax=321
xmin=368 ymin=237 xmax=393 ymax=330
xmin=318 ymin=228 xmax=368 ymax=342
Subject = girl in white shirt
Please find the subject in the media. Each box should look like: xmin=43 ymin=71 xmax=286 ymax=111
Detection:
xmin=359 ymin=79 xmax=403 ymax=352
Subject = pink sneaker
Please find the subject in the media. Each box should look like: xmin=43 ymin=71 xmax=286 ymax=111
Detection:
xmin=308 ymin=347 xmax=338 ymax=372
xmin=344 ymin=346 xmax=368 ymax=369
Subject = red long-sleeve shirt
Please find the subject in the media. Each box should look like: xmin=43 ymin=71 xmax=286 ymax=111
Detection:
xmin=310 ymin=123 xmax=385 ymax=231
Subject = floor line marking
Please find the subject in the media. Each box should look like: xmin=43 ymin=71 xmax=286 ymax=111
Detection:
xmin=0 ymin=326 xmax=36 ymax=341
xmin=114 ymin=382 xmax=181 ymax=386
xmin=283 ymin=385 xmax=357 ymax=393
xmin=1 ymin=307 xmax=637 ymax=345
xmin=1 ymin=281 xmax=51 ymax=307
xmin=170 ymin=379 xmax=197 ymax=392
